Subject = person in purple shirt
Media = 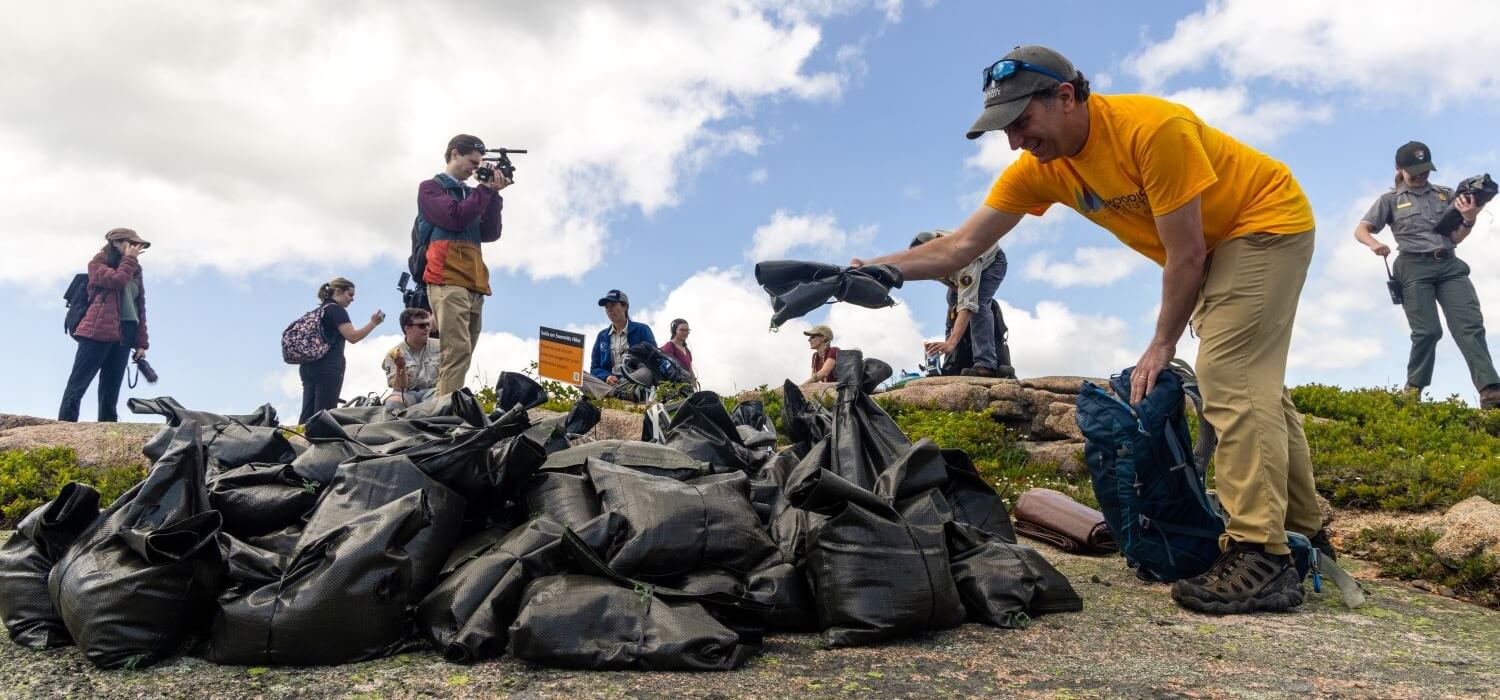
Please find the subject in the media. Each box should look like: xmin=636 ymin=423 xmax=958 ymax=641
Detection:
xmin=661 ymin=318 xmax=695 ymax=379
xmin=413 ymin=134 xmax=510 ymax=396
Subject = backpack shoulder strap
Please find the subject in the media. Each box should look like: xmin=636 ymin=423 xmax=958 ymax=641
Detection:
xmin=1167 ymin=359 xmax=1218 ymax=473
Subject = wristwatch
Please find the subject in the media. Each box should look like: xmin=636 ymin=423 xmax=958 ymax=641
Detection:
xmin=1461 ymin=219 xmax=1477 ymax=228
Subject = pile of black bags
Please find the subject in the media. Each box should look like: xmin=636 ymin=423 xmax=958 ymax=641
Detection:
xmin=0 ymin=361 xmax=1079 ymax=671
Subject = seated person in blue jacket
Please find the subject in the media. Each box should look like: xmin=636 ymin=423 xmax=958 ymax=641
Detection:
xmin=584 ymin=289 xmax=656 ymax=397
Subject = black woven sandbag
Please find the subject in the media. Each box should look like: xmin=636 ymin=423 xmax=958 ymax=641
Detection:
xmin=788 ymin=462 xmax=964 ymax=646
xmin=203 ymin=457 xmax=463 ymax=666
xmin=939 ymin=448 xmax=1017 ymax=543
xmin=494 ymin=371 xmax=549 ymax=413
xmin=300 ymin=457 xmax=464 ymax=594
xmin=746 ymin=562 xmax=818 ymax=632
xmin=753 ymin=260 xmax=904 ymax=328
xmin=205 ymin=490 xmax=430 ymax=666
xmin=544 ymin=440 xmax=709 ymax=481
xmin=141 ymin=421 xmax=295 ymax=469
xmin=730 ymin=399 xmax=778 ymax=449
xmin=780 ymin=381 xmax=831 ymax=451
xmin=208 ymin=463 xmax=319 ymax=539
xmin=507 ymin=531 xmax=770 ymax=671
xmin=523 ymin=469 xmax=601 ymax=529
xmin=288 ymin=436 xmax=373 ymax=484
xmin=588 ymin=459 xmax=779 ymax=579
xmin=417 ymin=513 xmax=622 ymax=663
xmin=0 ymin=482 xmax=101 ymax=648
xmin=384 ymin=413 xmax=523 ymax=495
xmin=49 ymin=424 xmax=224 ymax=669
xmin=483 ymin=434 xmax=550 ymax=528
xmin=945 ymin=520 xmax=1081 ymax=625
xmin=522 ymin=396 xmax=602 ymax=455
xmin=128 ymin=397 xmax=278 ymax=427
xmin=661 ymin=391 xmax=763 ymax=473
xmin=827 ymin=350 xmax=911 ymax=491
xmin=507 ymin=576 xmax=753 ymax=671
xmin=392 ymin=387 xmax=491 ymax=426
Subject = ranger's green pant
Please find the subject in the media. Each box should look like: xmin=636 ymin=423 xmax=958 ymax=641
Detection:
xmin=1393 ymin=253 xmax=1500 ymax=391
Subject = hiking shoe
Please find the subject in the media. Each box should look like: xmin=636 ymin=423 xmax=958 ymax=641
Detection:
xmin=1481 ymin=384 xmax=1500 ymax=410
xmin=1403 ymin=384 xmax=1422 ymax=400
xmin=1310 ymin=528 xmax=1337 ymax=562
xmin=961 ymin=366 xmax=998 ymax=378
xmin=1171 ymin=542 xmax=1304 ymax=615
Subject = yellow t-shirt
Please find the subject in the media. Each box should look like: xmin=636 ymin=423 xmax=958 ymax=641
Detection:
xmin=984 ymin=93 xmax=1314 ymax=265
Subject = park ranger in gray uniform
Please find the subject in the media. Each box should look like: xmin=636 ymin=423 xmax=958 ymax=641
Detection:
xmin=1354 ymin=141 xmax=1498 ymax=408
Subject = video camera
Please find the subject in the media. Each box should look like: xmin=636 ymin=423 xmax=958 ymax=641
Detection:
xmin=397 ymin=271 xmax=431 ymax=312
xmin=476 ymin=148 xmax=528 ymax=183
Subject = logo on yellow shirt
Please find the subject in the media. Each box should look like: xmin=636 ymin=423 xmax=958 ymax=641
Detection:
xmin=1075 ymin=186 xmax=1105 ymax=213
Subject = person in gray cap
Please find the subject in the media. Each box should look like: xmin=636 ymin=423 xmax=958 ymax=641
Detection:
xmin=1354 ymin=141 xmax=1496 ymax=407
xmin=586 ymin=289 xmax=657 ymax=395
xmin=852 ymin=45 xmax=1321 ymax=614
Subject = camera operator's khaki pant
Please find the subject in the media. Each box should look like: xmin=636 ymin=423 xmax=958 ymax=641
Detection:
xmin=429 ymin=283 xmax=484 ymax=396
xmin=1193 ymin=230 xmax=1322 ymax=556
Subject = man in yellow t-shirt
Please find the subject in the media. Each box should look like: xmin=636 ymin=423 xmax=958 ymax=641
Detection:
xmin=855 ymin=46 xmax=1321 ymax=615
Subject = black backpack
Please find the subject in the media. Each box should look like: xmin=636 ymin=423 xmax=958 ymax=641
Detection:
xmin=63 ymin=273 xmax=90 ymax=335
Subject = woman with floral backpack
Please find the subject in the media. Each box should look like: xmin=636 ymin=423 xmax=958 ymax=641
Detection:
xmin=297 ymin=277 xmax=384 ymax=423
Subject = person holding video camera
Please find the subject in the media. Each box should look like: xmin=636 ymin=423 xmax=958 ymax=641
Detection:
xmin=415 ymin=133 xmax=511 ymax=397
xmin=1354 ymin=141 xmax=1498 ymax=408
xmin=58 ymin=228 xmax=153 ymax=422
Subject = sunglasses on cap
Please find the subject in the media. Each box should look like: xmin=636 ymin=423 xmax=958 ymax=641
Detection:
xmin=981 ymin=59 xmax=1069 ymax=92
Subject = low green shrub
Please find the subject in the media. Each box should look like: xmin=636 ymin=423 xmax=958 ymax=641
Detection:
xmin=1292 ymin=385 xmax=1500 ymax=510
xmin=894 ymin=409 xmax=1096 ymax=510
xmin=0 ymin=447 xmax=144 ymax=527
xmin=1346 ymin=524 xmax=1499 ymax=608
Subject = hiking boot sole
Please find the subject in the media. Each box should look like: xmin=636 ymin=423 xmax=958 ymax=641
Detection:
xmin=1172 ymin=586 xmax=1304 ymax=614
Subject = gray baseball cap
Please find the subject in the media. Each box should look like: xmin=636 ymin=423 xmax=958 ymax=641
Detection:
xmin=966 ymin=45 xmax=1079 ymax=140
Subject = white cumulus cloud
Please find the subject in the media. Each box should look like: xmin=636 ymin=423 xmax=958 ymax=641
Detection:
xmin=747 ymin=210 xmax=876 ymax=261
xmin=1024 ymin=247 xmax=1149 ymax=288
xmin=0 ymin=0 xmax=900 ymax=287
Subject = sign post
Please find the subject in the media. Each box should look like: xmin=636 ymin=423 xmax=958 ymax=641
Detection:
xmin=538 ymin=326 xmax=585 ymax=384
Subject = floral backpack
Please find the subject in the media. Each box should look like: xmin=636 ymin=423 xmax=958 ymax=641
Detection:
xmin=281 ymin=303 xmax=334 ymax=364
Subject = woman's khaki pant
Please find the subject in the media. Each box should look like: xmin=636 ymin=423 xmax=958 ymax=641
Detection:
xmin=1192 ymin=230 xmax=1321 ymax=556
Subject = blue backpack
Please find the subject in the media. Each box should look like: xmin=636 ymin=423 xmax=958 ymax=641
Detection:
xmin=1077 ymin=362 xmax=1365 ymax=606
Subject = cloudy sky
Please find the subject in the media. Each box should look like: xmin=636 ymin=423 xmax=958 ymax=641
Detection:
xmin=8 ymin=0 xmax=1500 ymax=421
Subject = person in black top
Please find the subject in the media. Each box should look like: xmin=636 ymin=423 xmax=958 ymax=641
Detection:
xmin=299 ymin=277 xmax=385 ymax=422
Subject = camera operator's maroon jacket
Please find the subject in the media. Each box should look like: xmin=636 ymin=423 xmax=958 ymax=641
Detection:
xmin=73 ymin=252 xmax=149 ymax=349
xmin=417 ymin=174 xmax=502 ymax=295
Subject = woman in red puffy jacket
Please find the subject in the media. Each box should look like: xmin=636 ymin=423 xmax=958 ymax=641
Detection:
xmin=58 ymin=228 xmax=151 ymax=422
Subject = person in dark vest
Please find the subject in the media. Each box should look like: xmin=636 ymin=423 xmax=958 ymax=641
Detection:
xmin=1354 ymin=141 xmax=1497 ymax=407
xmin=58 ymin=228 xmax=152 ymax=422
xmin=298 ymin=278 xmax=385 ymax=423
xmin=416 ymin=134 xmax=510 ymax=397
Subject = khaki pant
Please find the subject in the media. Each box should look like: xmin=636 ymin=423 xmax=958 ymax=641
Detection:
xmin=1192 ymin=231 xmax=1321 ymax=556
xmin=428 ymin=283 xmax=484 ymax=396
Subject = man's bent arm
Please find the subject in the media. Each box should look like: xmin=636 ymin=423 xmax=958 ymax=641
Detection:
xmin=480 ymin=194 xmax=503 ymax=243
xmin=863 ymin=207 xmax=1023 ymax=280
xmin=418 ymin=180 xmax=495 ymax=231
xmin=1151 ymin=196 xmax=1209 ymax=351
